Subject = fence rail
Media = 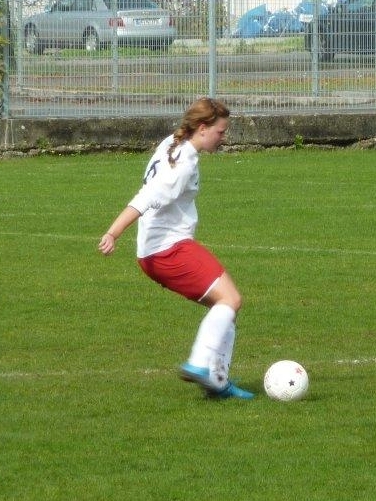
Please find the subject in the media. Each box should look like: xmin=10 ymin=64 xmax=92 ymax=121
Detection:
xmin=3 ymin=0 xmax=376 ymax=118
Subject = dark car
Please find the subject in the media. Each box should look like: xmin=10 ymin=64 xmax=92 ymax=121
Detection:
xmin=23 ymin=0 xmax=176 ymax=54
xmin=304 ymin=0 xmax=376 ymax=61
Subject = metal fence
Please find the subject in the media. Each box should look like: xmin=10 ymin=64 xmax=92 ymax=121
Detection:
xmin=2 ymin=0 xmax=376 ymax=118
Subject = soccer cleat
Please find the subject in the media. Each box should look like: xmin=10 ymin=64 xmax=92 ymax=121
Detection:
xmin=180 ymin=362 xmax=210 ymax=385
xmin=206 ymin=382 xmax=255 ymax=400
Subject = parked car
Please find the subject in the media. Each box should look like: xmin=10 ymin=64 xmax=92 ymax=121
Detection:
xmin=23 ymin=0 xmax=176 ymax=54
xmin=304 ymin=0 xmax=376 ymax=61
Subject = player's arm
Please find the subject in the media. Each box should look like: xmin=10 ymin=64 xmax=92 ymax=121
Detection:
xmin=98 ymin=205 xmax=141 ymax=255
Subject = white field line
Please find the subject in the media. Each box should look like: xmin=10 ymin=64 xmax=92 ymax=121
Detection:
xmin=1 ymin=231 xmax=375 ymax=257
xmin=1 ymin=358 xmax=376 ymax=380
xmin=0 ymin=231 xmax=96 ymax=241
xmin=219 ymin=244 xmax=376 ymax=257
xmin=0 ymin=368 xmax=172 ymax=379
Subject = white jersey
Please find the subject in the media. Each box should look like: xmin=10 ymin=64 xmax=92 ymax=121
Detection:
xmin=128 ymin=135 xmax=199 ymax=258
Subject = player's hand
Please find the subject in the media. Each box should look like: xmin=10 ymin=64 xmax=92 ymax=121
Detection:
xmin=98 ymin=233 xmax=115 ymax=255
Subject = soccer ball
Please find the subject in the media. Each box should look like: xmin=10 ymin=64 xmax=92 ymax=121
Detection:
xmin=264 ymin=360 xmax=309 ymax=401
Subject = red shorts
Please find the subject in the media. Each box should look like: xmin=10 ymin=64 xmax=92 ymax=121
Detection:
xmin=138 ymin=239 xmax=225 ymax=302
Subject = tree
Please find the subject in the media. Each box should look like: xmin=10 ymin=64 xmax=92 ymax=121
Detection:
xmin=158 ymin=0 xmax=228 ymax=40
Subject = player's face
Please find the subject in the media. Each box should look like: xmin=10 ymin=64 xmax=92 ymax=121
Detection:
xmin=200 ymin=117 xmax=228 ymax=152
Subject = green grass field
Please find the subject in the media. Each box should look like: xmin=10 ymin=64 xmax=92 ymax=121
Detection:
xmin=1 ymin=148 xmax=376 ymax=500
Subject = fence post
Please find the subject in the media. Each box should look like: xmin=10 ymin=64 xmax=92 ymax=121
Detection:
xmin=311 ymin=0 xmax=320 ymax=97
xmin=111 ymin=0 xmax=119 ymax=92
xmin=208 ymin=0 xmax=217 ymax=98
xmin=1 ymin=0 xmax=10 ymax=117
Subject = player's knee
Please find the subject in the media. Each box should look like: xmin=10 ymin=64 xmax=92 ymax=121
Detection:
xmin=223 ymin=290 xmax=242 ymax=312
xmin=222 ymin=284 xmax=242 ymax=312
xmin=232 ymin=291 xmax=242 ymax=312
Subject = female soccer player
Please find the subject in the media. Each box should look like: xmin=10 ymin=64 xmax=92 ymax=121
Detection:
xmin=98 ymin=97 xmax=254 ymax=400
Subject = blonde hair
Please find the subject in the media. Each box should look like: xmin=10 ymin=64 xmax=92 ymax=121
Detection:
xmin=167 ymin=97 xmax=230 ymax=166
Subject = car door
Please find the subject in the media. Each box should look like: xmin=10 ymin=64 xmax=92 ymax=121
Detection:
xmin=43 ymin=0 xmax=94 ymax=48
xmin=35 ymin=0 xmax=72 ymax=47
xmin=63 ymin=0 xmax=96 ymax=48
xmin=49 ymin=0 xmax=75 ymax=46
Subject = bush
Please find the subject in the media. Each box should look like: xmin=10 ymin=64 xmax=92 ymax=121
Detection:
xmin=160 ymin=0 xmax=228 ymax=40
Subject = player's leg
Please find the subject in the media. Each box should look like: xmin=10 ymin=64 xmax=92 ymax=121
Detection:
xmin=185 ymin=271 xmax=240 ymax=375
xmin=138 ymin=241 xmax=254 ymax=399
xmin=199 ymin=270 xmax=242 ymax=311
xmin=182 ymin=272 xmax=254 ymax=399
xmin=199 ymin=273 xmax=239 ymax=390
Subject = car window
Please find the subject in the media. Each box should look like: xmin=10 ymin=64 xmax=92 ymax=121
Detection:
xmin=103 ymin=0 xmax=158 ymax=10
xmin=50 ymin=0 xmax=74 ymax=12
xmin=73 ymin=0 xmax=95 ymax=10
xmin=49 ymin=0 xmax=95 ymax=12
xmin=120 ymin=0 xmax=158 ymax=8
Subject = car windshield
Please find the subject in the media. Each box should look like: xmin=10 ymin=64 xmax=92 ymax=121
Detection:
xmin=103 ymin=0 xmax=158 ymax=9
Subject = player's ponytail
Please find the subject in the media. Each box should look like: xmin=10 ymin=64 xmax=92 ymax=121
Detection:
xmin=167 ymin=97 xmax=229 ymax=167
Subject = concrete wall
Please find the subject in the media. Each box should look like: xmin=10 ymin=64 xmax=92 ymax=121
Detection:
xmin=1 ymin=113 xmax=376 ymax=156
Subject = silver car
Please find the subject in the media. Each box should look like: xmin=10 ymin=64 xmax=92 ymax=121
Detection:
xmin=24 ymin=0 xmax=176 ymax=54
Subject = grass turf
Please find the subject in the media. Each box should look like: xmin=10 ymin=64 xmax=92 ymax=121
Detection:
xmin=1 ymin=149 xmax=376 ymax=500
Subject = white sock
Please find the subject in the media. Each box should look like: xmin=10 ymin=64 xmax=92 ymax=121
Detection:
xmin=188 ymin=304 xmax=236 ymax=382
xmin=208 ymin=322 xmax=236 ymax=390
xmin=222 ymin=321 xmax=236 ymax=375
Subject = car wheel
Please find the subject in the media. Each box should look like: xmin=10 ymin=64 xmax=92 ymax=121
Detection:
xmin=318 ymin=34 xmax=334 ymax=62
xmin=25 ymin=26 xmax=44 ymax=55
xmin=84 ymin=30 xmax=99 ymax=52
xmin=319 ymin=52 xmax=334 ymax=62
